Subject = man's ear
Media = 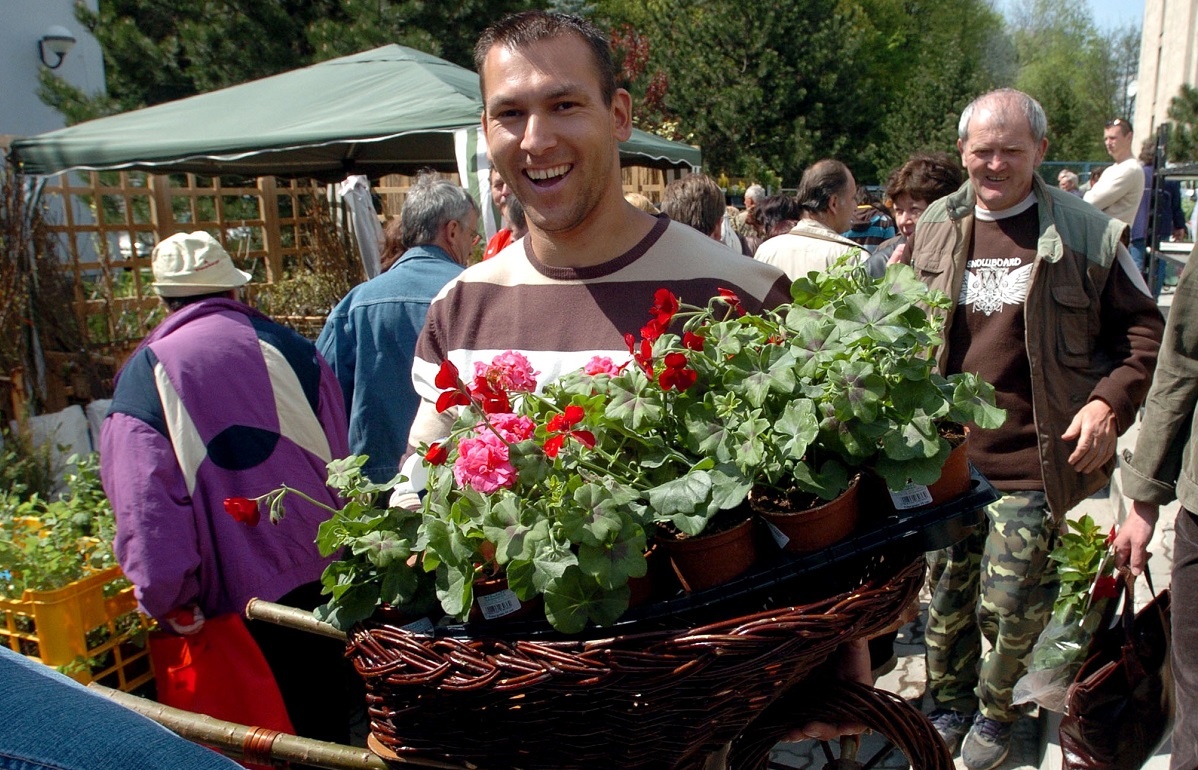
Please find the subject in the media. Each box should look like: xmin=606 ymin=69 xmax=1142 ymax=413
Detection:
xmin=1034 ymin=137 xmax=1049 ymax=167
xmin=611 ymin=88 xmax=633 ymax=142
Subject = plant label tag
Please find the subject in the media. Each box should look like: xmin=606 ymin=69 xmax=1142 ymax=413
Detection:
xmin=477 ymin=589 xmax=521 ymax=619
xmin=400 ymin=617 xmax=435 ymax=635
xmin=890 ymin=483 xmax=933 ymax=510
xmin=764 ymin=519 xmax=790 ymax=549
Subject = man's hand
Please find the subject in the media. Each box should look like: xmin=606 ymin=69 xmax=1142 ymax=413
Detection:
xmin=782 ymin=638 xmax=871 ymax=742
xmin=163 ymin=604 xmax=206 ymax=635
xmin=1062 ymin=400 xmax=1117 ymax=474
xmin=1112 ymin=500 xmax=1159 ymax=575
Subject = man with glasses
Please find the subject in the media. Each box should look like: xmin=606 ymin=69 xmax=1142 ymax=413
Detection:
xmin=1084 ymin=117 xmax=1145 ymax=226
xmin=318 ymin=171 xmax=478 ymax=482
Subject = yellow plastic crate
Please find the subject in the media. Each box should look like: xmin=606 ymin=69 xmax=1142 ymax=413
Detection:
xmin=0 ymin=565 xmax=154 ymax=691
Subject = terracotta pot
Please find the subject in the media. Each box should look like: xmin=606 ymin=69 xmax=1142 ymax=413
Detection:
xmin=467 ymin=576 xmax=541 ymax=623
xmin=752 ymin=474 xmax=862 ymax=554
xmin=925 ymin=426 xmax=971 ymax=504
xmin=656 ymin=516 xmax=758 ymax=593
xmin=885 ymin=425 xmax=972 ymax=512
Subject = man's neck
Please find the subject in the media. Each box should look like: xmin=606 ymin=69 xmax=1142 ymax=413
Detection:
xmin=1111 ymin=150 xmax=1132 ymax=164
xmin=527 ymin=199 xmax=658 ymax=269
xmin=799 ymin=210 xmax=838 ymax=231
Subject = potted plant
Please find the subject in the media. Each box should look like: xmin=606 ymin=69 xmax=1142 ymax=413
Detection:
xmin=265 ymin=261 xmax=1003 ymax=634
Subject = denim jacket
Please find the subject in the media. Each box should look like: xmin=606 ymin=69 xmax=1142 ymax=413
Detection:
xmin=317 ymin=244 xmax=464 ymax=482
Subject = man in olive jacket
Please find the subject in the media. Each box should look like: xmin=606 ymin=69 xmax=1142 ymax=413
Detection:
xmin=903 ymin=88 xmax=1164 ymax=770
xmin=1116 ymin=241 xmax=1198 ymax=770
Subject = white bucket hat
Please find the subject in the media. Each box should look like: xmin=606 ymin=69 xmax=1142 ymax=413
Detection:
xmin=151 ymin=231 xmax=251 ymax=297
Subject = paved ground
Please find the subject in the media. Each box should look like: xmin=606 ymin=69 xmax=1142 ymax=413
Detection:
xmin=770 ymin=308 xmax=1180 ymax=770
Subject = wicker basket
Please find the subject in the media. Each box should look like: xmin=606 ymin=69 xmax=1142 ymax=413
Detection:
xmin=352 ymin=551 xmax=933 ymax=770
xmin=349 ymin=476 xmax=996 ymax=770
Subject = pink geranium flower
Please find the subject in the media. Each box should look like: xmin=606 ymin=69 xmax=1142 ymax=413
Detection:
xmin=483 ymin=413 xmax=536 ymax=442
xmin=584 ymin=356 xmax=619 ymax=376
xmin=452 ymin=433 xmax=517 ymax=493
xmin=474 ymin=351 xmax=539 ymax=393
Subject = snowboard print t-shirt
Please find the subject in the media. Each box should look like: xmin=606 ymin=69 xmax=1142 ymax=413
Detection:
xmin=945 ymin=193 xmax=1042 ymax=490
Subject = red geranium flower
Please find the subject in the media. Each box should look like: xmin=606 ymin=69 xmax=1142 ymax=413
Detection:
xmin=682 ymin=331 xmax=705 ymax=351
xmin=543 ymin=405 xmax=596 ymax=458
xmin=435 ymin=360 xmax=461 ymax=389
xmin=468 ymin=376 xmax=511 ymax=414
xmin=658 ymin=351 xmax=697 ymax=391
xmin=223 ymin=497 xmax=260 ymax=527
xmin=717 ymin=287 xmax=745 ymax=316
xmin=649 ymin=288 xmax=679 ymax=326
xmin=425 ymin=442 xmax=449 ymax=465
xmin=436 ymin=389 xmax=471 ymax=413
xmin=1093 ymin=575 xmax=1119 ymax=600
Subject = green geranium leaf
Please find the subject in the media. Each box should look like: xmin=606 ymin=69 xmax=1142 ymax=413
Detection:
xmin=873 ymin=439 xmax=951 ymax=489
xmin=435 ymin=564 xmax=473 ymax=619
xmin=776 ymin=398 xmax=819 ymax=459
xmin=648 ymin=471 xmax=712 ymax=520
xmin=880 ymin=418 xmax=941 ymax=462
xmin=350 ymin=530 xmax=411 ymax=568
xmin=606 ymin=381 xmax=664 ymax=431
xmin=790 ymin=459 xmax=850 ymax=500
xmin=378 ymin=563 xmax=420 ymax=606
xmin=709 ymin=463 xmax=752 ymax=510
xmin=313 ymin=582 xmax=379 ymax=631
xmin=577 ymin=526 xmax=647 ymax=589
xmin=543 ymin=567 xmax=629 ymax=632
xmin=565 ymin=484 xmax=630 ymax=546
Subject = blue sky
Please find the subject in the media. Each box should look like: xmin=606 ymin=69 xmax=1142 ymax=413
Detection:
xmin=1087 ymin=0 xmax=1145 ymax=30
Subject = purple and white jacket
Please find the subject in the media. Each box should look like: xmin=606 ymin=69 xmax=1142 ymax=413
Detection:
xmin=100 ymin=298 xmax=349 ymax=620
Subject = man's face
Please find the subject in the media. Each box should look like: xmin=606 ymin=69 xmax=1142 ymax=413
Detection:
xmin=480 ymin=34 xmax=633 ymax=237
xmin=448 ymin=209 xmax=480 ymax=265
xmin=490 ymin=169 xmax=510 ymax=211
xmin=892 ymin=193 xmax=928 ymax=239
xmin=1058 ymin=172 xmax=1077 ymax=192
xmin=958 ymin=105 xmax=1047 ymax=212
xmin=1103 ymin=124 xmax=1133 ymax=161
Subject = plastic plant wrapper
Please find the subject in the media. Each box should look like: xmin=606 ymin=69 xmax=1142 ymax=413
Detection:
xmin=1012 ymin=514 xmax=1118 ymax=712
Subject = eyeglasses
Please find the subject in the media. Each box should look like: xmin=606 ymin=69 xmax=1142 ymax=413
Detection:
xmin=1105 ymin=118 xmax=1129 ymax=129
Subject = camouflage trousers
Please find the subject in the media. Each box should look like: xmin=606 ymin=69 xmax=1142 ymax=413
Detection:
xmin=925 ymin=490 xmax=1060 ymax=722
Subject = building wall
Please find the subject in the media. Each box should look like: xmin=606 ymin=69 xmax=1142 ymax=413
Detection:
xmin=1135 ymin=0 xmax=1198 ymax=144
xmin=0 ymin=0 xmax=105 ymax=141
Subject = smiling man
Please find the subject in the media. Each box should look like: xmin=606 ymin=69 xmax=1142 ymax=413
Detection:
xmin=400 ymin=11 xmax=790 ymax=457
xmin=904 ymin=89 xmax=1164 ymax=770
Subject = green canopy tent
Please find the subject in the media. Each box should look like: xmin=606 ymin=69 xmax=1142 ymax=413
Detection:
xmin=9 ymin=45 xmax=700 ymax=271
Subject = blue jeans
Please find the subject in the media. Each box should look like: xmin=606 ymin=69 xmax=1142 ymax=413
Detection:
xmin=0 ymin=646 xmax=240 ymax=770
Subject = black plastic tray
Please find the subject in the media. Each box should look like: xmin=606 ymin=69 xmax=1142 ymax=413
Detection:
xmin=427 ymin=469 xmax=1000 ymax=641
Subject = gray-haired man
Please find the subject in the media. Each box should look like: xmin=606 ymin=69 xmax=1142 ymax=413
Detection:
xmin=905 ymin=88 xmax=1163 ymax=770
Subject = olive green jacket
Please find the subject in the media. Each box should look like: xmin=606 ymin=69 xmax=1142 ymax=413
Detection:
xmin=909 ymin=175 xmax=1164 ymax=517
xmin=1122 ymin=243 xmax=1198 ymax=513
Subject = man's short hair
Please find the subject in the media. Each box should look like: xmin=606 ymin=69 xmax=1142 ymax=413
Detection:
xmin=401 ymin=171 xmax=478 ymax=249
xmin=958 ymin=88 xmax=1048 ymax=144
xmin=661 ymin=174 xmax=725 ymax=237
xmin=744 ymin=184 xmax=766 ymax=204
xmin=1058 ymin=169 xmax=1080 ymax=186
xmin=885 ymin=153 xmax=964 ymax=205
xmin=474 ymin=11 xmax=617 ymax=106
xmin=795 ymin=160 xmax=853 ymax=214
xmin=1106 ymin=117 xmax=1133 ymax=136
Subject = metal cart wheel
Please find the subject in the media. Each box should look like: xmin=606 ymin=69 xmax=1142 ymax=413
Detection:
xmin=729 ymin=680 xmax=953 ymax=770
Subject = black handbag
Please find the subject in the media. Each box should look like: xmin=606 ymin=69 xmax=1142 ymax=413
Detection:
xmin=1060 ymin=567 xmax=1174 ymax=770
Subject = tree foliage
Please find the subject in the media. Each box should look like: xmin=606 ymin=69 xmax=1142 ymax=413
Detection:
xmin=1008 ymin=0 xmax=1139 ymax=162
xmin=1167 ymin=85 xmax=1198 ymax=163
xmin=40 ymin=0 xmax=1140 ymax=184
xmin=598 ymin=0 xmax=1004 ymax=185
xmin=41 ymin=0 xmax=540 ymax=125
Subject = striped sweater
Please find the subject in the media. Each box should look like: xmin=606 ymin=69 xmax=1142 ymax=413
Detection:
xmin=405 ymin=215 xmax=792 ymax=457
